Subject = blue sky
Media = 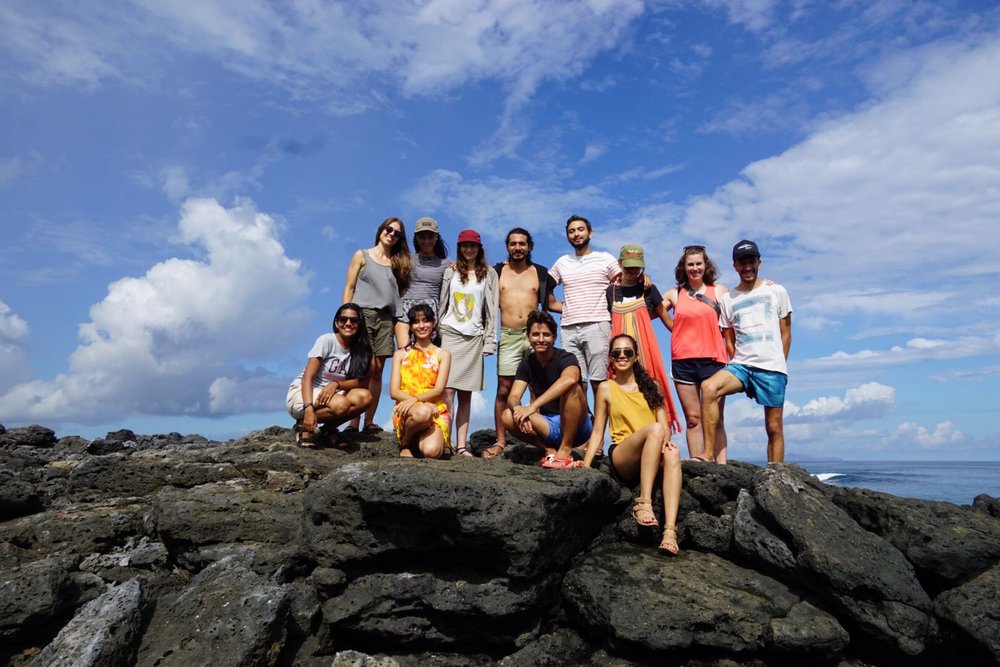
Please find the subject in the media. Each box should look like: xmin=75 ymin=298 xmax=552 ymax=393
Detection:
xmin=1 ymin=0 xmax=999 ymax=462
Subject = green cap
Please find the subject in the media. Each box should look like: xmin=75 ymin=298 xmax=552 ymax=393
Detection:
xmin=618 ymin=244 xmax=645 ymax=268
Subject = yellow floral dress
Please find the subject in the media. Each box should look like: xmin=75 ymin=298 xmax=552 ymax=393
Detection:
xmin=392 ymin=346 xmax=451 ymax=448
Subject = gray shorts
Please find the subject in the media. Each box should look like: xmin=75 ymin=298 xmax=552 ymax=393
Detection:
xmin=561 ymin=321 xmax=612 ymax=383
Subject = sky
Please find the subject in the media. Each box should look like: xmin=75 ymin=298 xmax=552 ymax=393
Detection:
xmin=1 ymin=0 xmax=999 ymax=463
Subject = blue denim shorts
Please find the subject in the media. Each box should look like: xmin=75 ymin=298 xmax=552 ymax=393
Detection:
xmin=541 ymin=412 xmax=594 ymax=446
xmin=724 ymin=363 xmax=788 ymax=408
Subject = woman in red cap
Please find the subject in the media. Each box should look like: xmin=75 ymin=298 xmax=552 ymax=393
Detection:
xmin=438 ymin=229 xmax=498 ymax=457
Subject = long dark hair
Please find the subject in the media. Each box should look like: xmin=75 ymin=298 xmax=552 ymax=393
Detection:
xmin=413 ymin=231 xmax=448 ymax=259
xmin=374 ymin=217 xmax=412 ymax=294
xmin=333 ymin=303 xmax=373 ymax=380
xmin=405 ymin=303 xmax=437 ymax=348
xmin=674 ymin=246 xmax=719 ymax=288
xmin=610 ymin=334 xmax=663 ymax=410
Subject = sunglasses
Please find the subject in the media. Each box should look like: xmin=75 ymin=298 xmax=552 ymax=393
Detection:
xmin=336 ymin=316 xmax=361 ymax=325
xmin=610 ymin=348 xmax=636 ymax=359
xmin=684 ymin=245 xmax=705 ymax=252
xmin=384 ymin=228 xmax=403 ymax=238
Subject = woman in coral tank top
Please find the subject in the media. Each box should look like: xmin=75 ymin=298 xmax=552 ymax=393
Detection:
xmin=662 ymin=246 xmax=730 ymax=463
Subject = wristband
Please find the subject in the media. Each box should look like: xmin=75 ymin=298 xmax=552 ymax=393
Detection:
xmin=303 ymin=402 xmax=313 ymax=410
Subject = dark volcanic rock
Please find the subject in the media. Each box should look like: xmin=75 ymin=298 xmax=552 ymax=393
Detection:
xmin=680 ymin=460 xmax=758 ymax=515
xmin=136 ymin=557 xmax=290 ymax=667
xmin=973 ymin=493 xmax=1000 ymax=518
xmin=750 ymin=465 xmax=933 ymax=657
xmin=304 ymin=459 xmax=621 ymax=579
xmin=498 ymin=628 xmax=595 ymax=666
xmin=934 ymin=562 xmax=1000 ymax=663
xmin=30 ymin=577 xmax=146 ymax=667
xmin=0 ymin=466 xmax=42 ymax=520
xmin=831 ymin=486 xmax=1000 ymax=590
xmin=0 ymin=557 xmax=74 ymax=642
xmin=0 ymin=425 xmax=57 ymax=449
xmin=562 ymin=543 xmax=848 ymax=659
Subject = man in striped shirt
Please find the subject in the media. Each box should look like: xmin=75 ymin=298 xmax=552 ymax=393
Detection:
xmin=549 ymin=215 xmax=622 ymax=402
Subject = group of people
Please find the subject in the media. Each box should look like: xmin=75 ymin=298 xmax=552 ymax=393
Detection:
xmin=286 ymin=215 xmax=793 ymax=554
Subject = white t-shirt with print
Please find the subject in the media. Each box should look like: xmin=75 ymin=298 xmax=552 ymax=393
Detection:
xmin=719 ymin=284 xmax=792 ymax=375
xmin=289 ymin=333 xmax=352 ymax=390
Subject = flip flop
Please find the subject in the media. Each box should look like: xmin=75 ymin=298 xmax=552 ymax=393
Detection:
xmin=481 ymin=443 xmax=505 ymax=459
xmin=540 ymin=455 xmax=573 ymax=469
xmin=455 ymin=446 xmax=474 ymax=458
xmin=363 ymin=423 xmax=384 ymax=433
xmin=342 ymin=425 xmax=359 ymax=433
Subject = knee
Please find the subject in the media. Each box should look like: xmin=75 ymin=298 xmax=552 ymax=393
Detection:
xmin=662 ymin=445 xmax=681 ymax=468
xmin=701 ymin=383 xmax=720 ymax=402
xmin=649 ymin=422 xmax=666 ymax=441
xmin=500 ymin=410 xmax=515 ymax=431
xmin=354 ymin=389 xmax=373 ymax=408
xmin=411 ymin=403 xmax=434 ymax=423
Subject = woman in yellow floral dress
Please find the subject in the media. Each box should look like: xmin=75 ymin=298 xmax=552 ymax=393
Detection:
xmin=390 ymin=304 xmax=452 ymax=458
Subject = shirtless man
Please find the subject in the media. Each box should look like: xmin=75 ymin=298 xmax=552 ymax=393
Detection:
xmin=484 ymin=228 xmax=562 ymax=459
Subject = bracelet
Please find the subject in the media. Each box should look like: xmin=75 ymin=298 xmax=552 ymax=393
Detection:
xmin=303 ymin=402 xmax=313 ymax=410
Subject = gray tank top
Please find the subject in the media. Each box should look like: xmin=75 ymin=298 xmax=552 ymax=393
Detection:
xmin=403 ymin=255 xmax=447 ymax=302
xmin=354 ymin=249 xmax=402 ymax=317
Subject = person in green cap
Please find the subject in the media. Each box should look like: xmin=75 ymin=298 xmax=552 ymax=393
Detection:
xmin=605 ymin=244 xmax=681 ymax=434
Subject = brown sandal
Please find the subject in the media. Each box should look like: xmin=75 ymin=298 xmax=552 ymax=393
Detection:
xmin=659 ymin=527 xmax=680 ymax=555
xmin=482 ymin=442 xmax=505 ymax=459
xmin=632 ymin=498 xmax=659 ymax=527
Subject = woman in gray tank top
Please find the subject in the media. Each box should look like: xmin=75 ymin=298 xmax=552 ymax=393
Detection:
xmin=343 ymin=217 xmax=412 ymax=432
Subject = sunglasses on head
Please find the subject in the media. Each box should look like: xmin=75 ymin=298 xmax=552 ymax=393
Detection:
xmin=684 ymin=244 xmax=705 ymax=252
xmin=610 ymin=347 xmax=636 ymax=359
xmin=336 ymin=315 xmax=361 ymax=325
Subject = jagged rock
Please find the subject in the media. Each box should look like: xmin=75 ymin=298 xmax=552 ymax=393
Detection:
xmin=0 ymin=499 xmax=153 ymax=569
xmin=0 ymin=425 xmax=57 ymax=449
xmin=934 ymin=561 xmax=1000 ymax=663
xmin=303 ymin=459 xmax=622 ymax=579
xmin=563 ymin=543 xmax=848 ymax=659
xmin=830 ymin=486 xmax=1000 ymax=590
xmin=680 ymin=460 xmax=757 ymax=515
xmin=732 ymin=489 xmax=796 ymax=571
xmin=136 ymin=557 xmax=290 ymax=667
xmin=30 ymin=577 xmax=146 ymax=667
xmin=330 ymin=651 xmax=401 ymax=666
xmin=306 ymin=459 xmax=620 ymax=649
xmin=0 ymin=467 xmax=42 ymax=520
xmin=0 ymin=557 xmax=74 ymax=642
xmin=750 ymin=465 xmax=933 ymax=657
xmin=683 ymin=509 xmax=733 ymax=556
xmin=498 ymin=628 xmax=595 ymax=666
xmin=973 ymin=493 xmax=1000 ymax=518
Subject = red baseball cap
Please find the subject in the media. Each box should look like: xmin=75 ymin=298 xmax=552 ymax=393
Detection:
xmin=457 ymin=229 xmax=482 ymax=245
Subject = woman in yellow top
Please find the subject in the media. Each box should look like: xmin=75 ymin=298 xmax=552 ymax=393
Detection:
xmin=575 ymin=333 xmax=682 ymax=554
xmin=390 ymin=303 xmax=452 ymax=458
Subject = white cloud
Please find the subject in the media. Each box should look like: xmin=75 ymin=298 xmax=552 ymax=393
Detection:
xmin=703 ymin=0 xmax=778 ymax=32
xmin=0 ymin=152 xmax=43 ymax=185
xmin=0 ymin=198 xmax=310 ymax=424
xmin=682 ymin=36 xmax=1000 ymax=326
xmin=403 ymin=169 xmax=617 ymax=242
xmin=581 ymin=142 xmax=608 ymax=164
xmin=1 ymin=1 xmax=645 ymax=114
xmin=803 ymin=334 xmax=1000 ymax=369
xmin=887 ymin=420 xmax=964 ymax=449
xmin=0 ymin=300 xmax=31 ymax=394
xmin=787 ymin=382 xmax=895 ymax=421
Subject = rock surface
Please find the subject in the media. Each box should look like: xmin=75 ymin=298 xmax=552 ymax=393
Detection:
xmin=0 ymin=424 xmax=997 ymax=666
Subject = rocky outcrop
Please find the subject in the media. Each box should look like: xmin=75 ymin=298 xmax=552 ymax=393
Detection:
xmin=0 ymin=424 xmax=997 ymax=666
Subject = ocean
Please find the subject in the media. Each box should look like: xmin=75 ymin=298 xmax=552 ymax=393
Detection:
xmin=795 ymin=460 xmax=1000 ymax=506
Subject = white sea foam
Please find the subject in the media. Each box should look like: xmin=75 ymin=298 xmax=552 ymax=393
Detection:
xmin=814 ymin=472 xmax=844 ymax=482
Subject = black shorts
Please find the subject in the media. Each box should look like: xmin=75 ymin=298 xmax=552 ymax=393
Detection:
xmin=671 ymin=358 xmax=725 ymax=385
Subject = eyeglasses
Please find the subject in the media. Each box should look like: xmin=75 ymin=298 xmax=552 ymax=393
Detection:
xmin=684 ymin=245 xmax=705 ymax=252
xmin=336 ymin=316 xmax=361 ymax=325
xmin=384 ymin=228 xmax=402 ymax=238
xmin=610 ymin=348 xmax=636 ymax=359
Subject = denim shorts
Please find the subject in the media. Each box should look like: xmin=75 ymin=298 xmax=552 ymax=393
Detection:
xmin=541 ymin=412 xmax=594 ymax=447
xmin=724 ymin=363 xmax=788 ymax=408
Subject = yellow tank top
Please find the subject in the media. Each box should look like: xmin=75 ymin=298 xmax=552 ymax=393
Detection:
xmin=609 ymin=381 xmax=656 ymax=445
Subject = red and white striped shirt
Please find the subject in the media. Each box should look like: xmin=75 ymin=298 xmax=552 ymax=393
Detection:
xmin=549 ymin=251 xmax=621 ymax=326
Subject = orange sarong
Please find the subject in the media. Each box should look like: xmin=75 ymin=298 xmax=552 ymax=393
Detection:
xmin=610 ymin=298 xmax=681 ymax=433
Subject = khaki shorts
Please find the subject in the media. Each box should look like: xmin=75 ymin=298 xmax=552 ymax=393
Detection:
xmin=497 ymin=327 xmax=531 ymax=376
xmin=364 ymin=308 xmax=395 ymax=358
xmin=285 ymin=383 xmax=346 ymax=420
